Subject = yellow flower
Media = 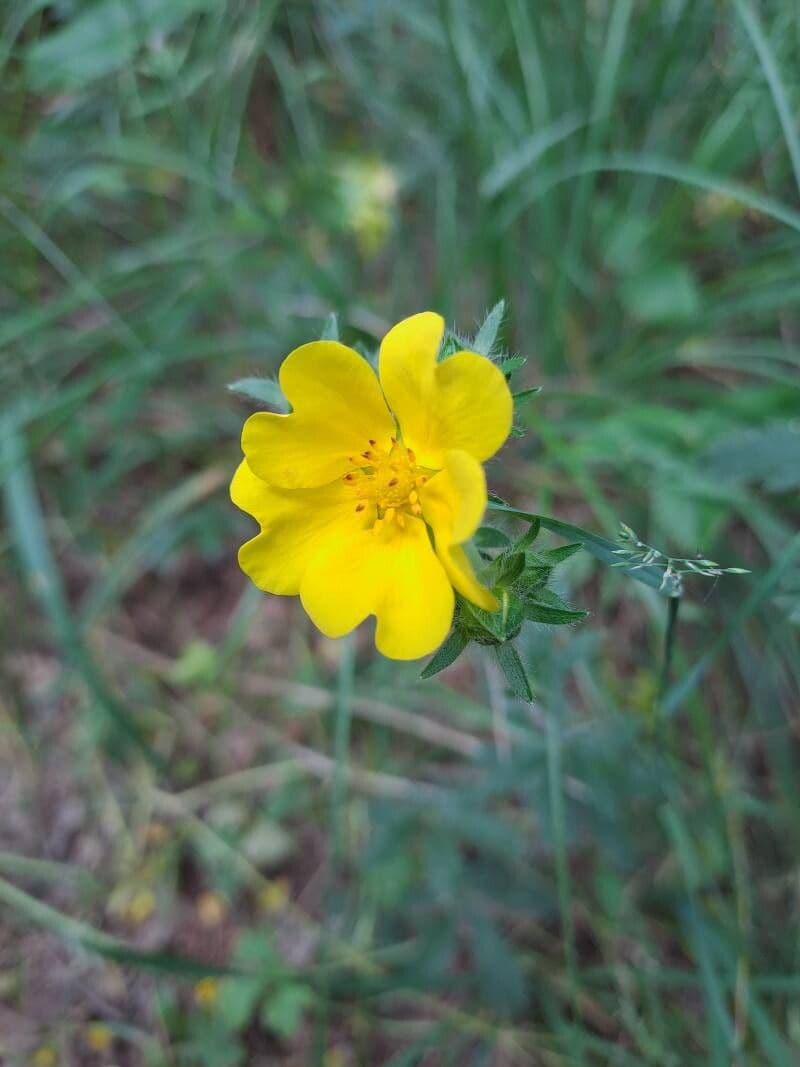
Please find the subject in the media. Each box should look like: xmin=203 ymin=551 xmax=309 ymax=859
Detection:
xmin=231 ymin=312 xmax=512 ymax=660
xmin=83 ymin=1023 xmax=113 ymax=1052
xmin=193 ymin=977 xmax=219 ymax=1007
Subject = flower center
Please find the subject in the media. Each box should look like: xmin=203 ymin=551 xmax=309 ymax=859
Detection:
xmin=344 ymin=438 xmax=428 ymax=529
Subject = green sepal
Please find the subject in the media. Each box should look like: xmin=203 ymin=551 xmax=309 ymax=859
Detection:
xmin=492 ymin=642 xmax=534 ymax=702
xmin=523 ymin=587 xmax=588 ymax=625
xmin=459 ymin=594 xmax=525 ymax=646
xmin=421 ymin=628 xmax=469 ymax=679
xmin=536 ymin=542 xmax=583 ymax=564
xmin=473 ymin=299 xmax=506 ymax=356
xmin=496 ymin=355 xmax=526 ymax=375
xmin=474 ymin=525 xmax=512 ymax=551
xmin=320 ymin=312 xmax=339 ymax=340
xmin=227 ymin=377 xmax=289 ymax=411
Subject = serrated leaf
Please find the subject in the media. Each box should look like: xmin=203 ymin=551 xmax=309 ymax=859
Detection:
xmin=492 ymin=643 xmax=534 ymax=702
xmin=472 ymin=299 xmax=505 ymax=356
xmin=420 ymin=629 xmax=469 ymax=679
xmin=227 ymin=378 xmax=289 ymax=412
xmin=320 ymin=312 xmax=339 ymax=340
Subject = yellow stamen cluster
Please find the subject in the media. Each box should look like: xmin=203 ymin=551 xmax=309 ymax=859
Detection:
xmin=344 ymin=438 xmax=428 ymax=530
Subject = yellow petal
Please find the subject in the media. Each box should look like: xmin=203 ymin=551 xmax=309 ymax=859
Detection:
xmin=420 ymin=449 xmax=499 ymax=611
xmin=242 ymin=341 xmax=396 ymax=488
xmin=300 ymin=516 xmax=454 ymax=660
xmin=378 ymin=312 xmax=512 ymax=467
xmin=230 ymin=460 xmax=371 ymax=595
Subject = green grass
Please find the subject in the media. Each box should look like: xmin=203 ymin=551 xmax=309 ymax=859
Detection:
xmin=1 ymin=1 xmax=799 ymax=1064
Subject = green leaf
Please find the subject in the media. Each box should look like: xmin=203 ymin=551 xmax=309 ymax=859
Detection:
xmin=25 ymin=0 xmax=217 ymax=91
xmin=538 ymin=542 xmax=583 ymax=564
xmin=516 ymin=519 xmax=541 ymax=550
xmin=492 ymin=551 xmax=526 ymax=585
xmin=499 ymin=354 xmax=529 ymax=375
xmin=216 ymin=976 xmax=264 ymax=1032
xmin=227 ymin=377 xmax=289 ymax=411
xmin=496 ymin=355 xmax=527 ymax=375
xmin=620 ymin=263 xmax=701 ymax=324
xmin=421 ymin=629 xmax=469 ymax=679
xmin=523 ymin=587 xmax=588 ymax=625
xmin=474 ymin=526 xmax=512 ymax=550
xmin=492 ymin=643 xmax=534 ymax=702
xmin=472 ymin=299 xmax=506 ymax=356
xmin=512 ymin=386 xmax=542 ymax=401
xmin=487 ymin=501 xmax=670 ymax=595
xmin=260 ymin=982 xmax=314 ymax=1039
xmin=320 ymin=312 xmax=339 ymax=340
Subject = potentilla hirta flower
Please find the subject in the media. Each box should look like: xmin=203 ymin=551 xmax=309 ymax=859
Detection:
xmin=231 ymin=312 xmax=513 ymax=660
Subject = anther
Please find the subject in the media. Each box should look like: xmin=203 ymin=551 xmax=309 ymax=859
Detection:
xmin=361 ymin=450 xmax=372 ymax=459
xmin=368 ymin=439 xmax=377 ymax=446
xmin=387 ymin=477 xmax=398 ymax=487
xmin=343 ymin=473 xmax=354 ymax=481
xmin=355 ymin=502 xmax=366 ymax=512
xmin=407 ymin=448 xmax=416 ymax=463
xmin=415 ymin=475 xmax=427 ymax=486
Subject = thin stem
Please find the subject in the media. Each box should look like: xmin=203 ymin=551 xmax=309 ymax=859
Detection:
xmin=658 ymin=595 xmax=681 ymax=700
xmin=330 ymin=635 xmax=356 ymax=862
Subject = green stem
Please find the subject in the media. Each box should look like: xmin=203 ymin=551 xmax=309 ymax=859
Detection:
xmin=658 ymin=595 xmax=681 ymax=700
xmin=330 ymin=635 xmax=356 ymax=864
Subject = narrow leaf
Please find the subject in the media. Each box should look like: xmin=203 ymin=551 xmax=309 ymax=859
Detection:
xmin=472 ymin=299 xmax=505 ymax=356
xmin=492 ymin=643 xmax=534 ymax=702
xmin=421 ymin=630 xmax=469 ymax=679
xmin=320 ymin=312 xmax=339 ymax=340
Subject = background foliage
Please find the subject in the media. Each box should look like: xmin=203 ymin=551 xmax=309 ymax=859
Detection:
xmin=2 ymin=1 xmax=799 ymax=1064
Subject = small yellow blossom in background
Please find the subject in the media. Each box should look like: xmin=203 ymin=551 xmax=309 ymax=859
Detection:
xmin=193 ymin=977 xmax=219 ymax=1007
xmin=83 ymin=1023 xmax=113 ymax=1052
xmin=120 ymin=887 xmax=156 ymax=925
xmin=30 ymin=1047 xmax=57 ymax=1067
xmin=334 ymin=156 xmax=398 ymax=254
xmin=258 ymin=877 xmax=290 ymax=913
xmin=323 ymin=1048 xmax=348 ymax=1067
xmin=232 ymin=313 xmax=513 ymax=660
xmin=196 ymin=890 xmax=227 ymax=927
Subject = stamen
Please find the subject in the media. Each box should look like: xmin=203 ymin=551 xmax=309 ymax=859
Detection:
xmin=343 ymin=473 xmax=354 ymax=481
xmin=385 ymin=507 xmax=396 ymax=523
xmin=411 ymin=503 xmax=423 ymax=516
xmin=415 ymin=475 xmax=427 ymax=486
xmin=355 ymin=502 xmax=366 ymax=512
xmin=409 ymin=490 xmax=418 ymax=503
xmin=406 ymin=447 xmax=416 ymax=464
xmin=387 ymin=477 xmax=399 ymax=487
xmin=396 ymin=512 xmax=406 ymax=528
xmin=361 ymin=450 xmax=373 ymax=459
xmin=368 ymin=439 xmax=377 ymax=446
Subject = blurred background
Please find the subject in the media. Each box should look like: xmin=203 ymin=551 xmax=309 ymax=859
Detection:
xmin=2 ymin=1 xmax=800 ymax=1064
